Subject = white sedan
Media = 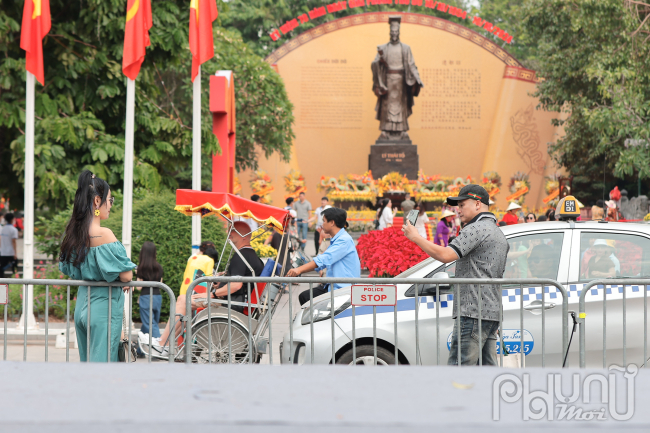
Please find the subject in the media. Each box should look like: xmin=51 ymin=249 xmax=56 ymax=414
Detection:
xmin=280 ymin=221 xmax=650 ymax=367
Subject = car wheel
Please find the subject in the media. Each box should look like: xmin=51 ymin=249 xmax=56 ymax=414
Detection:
xmin=336 ymin=345 xmax=397 ymax=365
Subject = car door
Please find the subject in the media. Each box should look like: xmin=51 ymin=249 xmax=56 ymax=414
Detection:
xmin=566 ymin=228 xmax=650 ymax=368
xmin=498 ymin=229 xmax=571 ymax=367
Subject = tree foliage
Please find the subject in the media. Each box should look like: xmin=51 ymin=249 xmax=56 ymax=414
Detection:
xmin=523 ymin=0 xmax=650 ymax=201
xmin=0 ymin=0 xmax=293 ymax=210
xmin=468 ymin=0 xmax=537 ymax=63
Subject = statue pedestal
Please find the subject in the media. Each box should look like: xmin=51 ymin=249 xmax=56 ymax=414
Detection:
xmin=368 ymin=141 xmax=419 ymax=179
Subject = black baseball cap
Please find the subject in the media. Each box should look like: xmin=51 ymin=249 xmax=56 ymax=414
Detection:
xmin=446 ymin=184 xmax=490 ymax=206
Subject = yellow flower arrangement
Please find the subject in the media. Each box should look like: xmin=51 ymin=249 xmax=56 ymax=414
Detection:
xmin=506 ymin=172 xmax=531 ymax=205
xmin=377 ymin=172 xmax=414 ymax=195
xmin=481 ymin=171 xmax=501 ymax=198
xmin=250 ymin=170 xmax=274 ymax=204
xmin=319 ymin=171 xmax=378 ymax=202
xmin=284 ymin=169 xmax=307 ymax=200
xmin=415 ymin=191 xmax=449 ymax=202
xmin=251 ymin=236 xmax=277 ymax=259
xmin=233 ymin=176 xmax=242 ymax=195
xmin=327 ymin=190 xmax=376 ymax=202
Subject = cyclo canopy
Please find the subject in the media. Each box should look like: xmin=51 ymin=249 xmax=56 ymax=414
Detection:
xmin=174 ymin=190 xmax=291 ymax=233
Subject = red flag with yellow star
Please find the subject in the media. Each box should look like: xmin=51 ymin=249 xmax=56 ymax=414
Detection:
xmin=189 ymin=0 xmax=218 ymax=82
xmin=20 ymin=0 xmax=51 ymax=85
xmin=122 ymin=0 xmax=152 ymax=80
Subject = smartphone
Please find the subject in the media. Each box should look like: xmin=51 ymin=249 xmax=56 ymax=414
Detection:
xmin=407 ymin=209 xmax=419 ymax=227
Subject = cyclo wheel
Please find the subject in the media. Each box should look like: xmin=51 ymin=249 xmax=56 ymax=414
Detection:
xmin=190 ymin=317 xmax=255 ymax=364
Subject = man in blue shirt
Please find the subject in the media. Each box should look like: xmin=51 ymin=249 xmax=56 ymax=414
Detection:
xmin=286 ymin=208 xmax=360 ymax=305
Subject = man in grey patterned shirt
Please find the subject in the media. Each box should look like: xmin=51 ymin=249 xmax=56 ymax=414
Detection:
xmin=403 ymin=184 xmax=508 ymax=365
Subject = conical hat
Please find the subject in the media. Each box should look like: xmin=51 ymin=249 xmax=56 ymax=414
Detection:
xmin=441 ymin=209 xmax=456 ymax=219
xmin=506 ymin=202 xmax=522 ymax=211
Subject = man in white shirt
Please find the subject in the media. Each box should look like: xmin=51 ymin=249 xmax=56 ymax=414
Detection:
xmin=293 ymin=192 xmax=312 ymax=251
xmin=310 ymin=197 xmax=331 ymax=252
xmin=0 ymin=213 xmax=19 ymax=277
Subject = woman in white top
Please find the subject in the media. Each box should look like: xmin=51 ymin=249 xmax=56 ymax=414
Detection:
xmin=414 ymin=203 xmax=430 ymax=238
xmin=377 ymin=198 xmax=394 ymax=230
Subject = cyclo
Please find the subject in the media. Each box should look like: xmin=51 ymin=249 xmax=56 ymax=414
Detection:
xmin=140 ymin=190 xmax=293 ymax=364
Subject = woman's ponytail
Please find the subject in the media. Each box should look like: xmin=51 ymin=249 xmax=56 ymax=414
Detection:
xmin=60 ymin=170 xmax=110 ymax=266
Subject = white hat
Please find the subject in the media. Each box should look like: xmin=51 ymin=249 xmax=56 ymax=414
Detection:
xmin=593 ymin=239 xmax=613 ymax=249
xmin=441 ymin=209 xmax=455 ymax=219
xmin=289 ymin=210 xmax=297 ymax=218
xmin=605 ymin=200 xmax=616 ymax=209
xmin=506 ymin=202 xmax=522 ymax=211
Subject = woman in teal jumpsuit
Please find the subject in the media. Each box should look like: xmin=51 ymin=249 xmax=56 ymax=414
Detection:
xmin=59 ymin=171 xmax=135 ymax=362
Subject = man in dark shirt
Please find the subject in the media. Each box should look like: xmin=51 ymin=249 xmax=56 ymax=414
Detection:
xmin=264 ymin=230 xmax=292 ymax=276
xmin=403 ymin=184 xmax=509 ymax=366
xmin=140 ymin=222 xmax=263 ymax=357
xmin=210 ymin=221 xmax=264 ymax=313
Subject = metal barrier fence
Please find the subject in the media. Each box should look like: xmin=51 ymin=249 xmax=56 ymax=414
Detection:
xmin=0 ymin=276 xmax=571 ymax=366
xmin=184 ymin=276 xmax=569 ymax=367
xmin=578 ymin=279 xmax=650 ymax=369
xmin=0 ymin=278 xmax=176 ymax=363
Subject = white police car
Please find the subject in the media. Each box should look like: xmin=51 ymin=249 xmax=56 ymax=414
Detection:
xmin=280 ymin=200 xmax=650 ymax=367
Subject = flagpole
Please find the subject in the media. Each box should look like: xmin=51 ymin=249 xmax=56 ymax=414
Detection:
xmin=122 ymin=78 xmax=135 ymax=259
xmin=192 ymin=66 xmax=201 ymax=255
xmin=19 ymin=71 xmax=37 ymax=330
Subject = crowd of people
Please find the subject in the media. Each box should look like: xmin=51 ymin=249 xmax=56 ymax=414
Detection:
xmin=33 ymin=169 xmax=636 ymax=366
xmin=53 ymin=171 xmax=363 ymax=361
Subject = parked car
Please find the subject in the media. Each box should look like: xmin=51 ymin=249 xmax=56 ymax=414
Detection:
xmin=280 ymin=221 xmax=650 ymax=368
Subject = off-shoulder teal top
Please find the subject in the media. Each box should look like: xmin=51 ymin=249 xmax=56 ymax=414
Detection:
xmin=59 ymin=241 xmax=136 ymax=284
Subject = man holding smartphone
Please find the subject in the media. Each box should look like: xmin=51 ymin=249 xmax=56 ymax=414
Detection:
xmin=402 ymin=184 xmax=509 ymax=366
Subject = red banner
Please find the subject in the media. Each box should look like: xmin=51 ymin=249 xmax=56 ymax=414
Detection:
xmin=268 ymin=1 xmax=513 ymax=45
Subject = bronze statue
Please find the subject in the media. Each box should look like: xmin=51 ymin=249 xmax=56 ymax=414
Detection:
xmin=371 ymin=16 xmax=423 ymax=142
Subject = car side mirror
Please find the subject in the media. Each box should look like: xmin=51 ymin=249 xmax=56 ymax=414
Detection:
xmin=404 ymin=272 xmax=452 ymax=297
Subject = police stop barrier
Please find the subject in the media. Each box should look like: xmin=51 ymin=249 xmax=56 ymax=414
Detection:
xmin=1 ymin=276 xmax=571 ymax=367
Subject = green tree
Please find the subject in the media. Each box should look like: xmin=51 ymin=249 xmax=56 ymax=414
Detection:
xmin=468 ymin=0 xmax=538 ymax=63
xmin=0 ymin=0 xmax=293 ymax=211
xmin=523 ymin=0 xmax=650 ymax=202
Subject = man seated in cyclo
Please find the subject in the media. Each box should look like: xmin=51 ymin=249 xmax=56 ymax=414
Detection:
xmin=139 ymin=222 xmax=264 ymax=357
xmin=287 ymin=208 xmax=361 ymax=305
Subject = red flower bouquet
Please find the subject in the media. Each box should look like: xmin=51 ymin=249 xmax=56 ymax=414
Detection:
xmin=356 ymin=227 xmax=429 ymax=277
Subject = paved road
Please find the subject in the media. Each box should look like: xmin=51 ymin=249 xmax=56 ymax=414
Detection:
xmin=2 ymin=361 xmax=649 ymax=432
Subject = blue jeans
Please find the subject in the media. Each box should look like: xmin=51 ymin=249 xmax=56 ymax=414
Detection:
xmin=138 ymin=294 xmax=162 ymax=338
xmin=447 ymin=316 xmax=500 ymax=366
xmin=297 ymin=221 xmax=308 ymax=250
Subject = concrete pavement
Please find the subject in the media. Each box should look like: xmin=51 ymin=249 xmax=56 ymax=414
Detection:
xmin=0 ymin=362 xmax=648 ymax=432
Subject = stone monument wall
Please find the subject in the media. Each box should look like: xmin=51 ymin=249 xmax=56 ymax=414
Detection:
xmin=239 ymin=12 xmax=564 ymax=209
